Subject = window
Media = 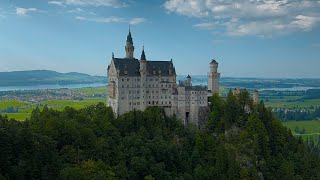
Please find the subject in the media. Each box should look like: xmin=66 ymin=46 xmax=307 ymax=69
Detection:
xmin=122 ymin=78 xmax=124 ymax=81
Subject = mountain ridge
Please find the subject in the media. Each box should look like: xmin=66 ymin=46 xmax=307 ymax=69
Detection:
xmin=0 ymin=70 xmax=106 ymax=87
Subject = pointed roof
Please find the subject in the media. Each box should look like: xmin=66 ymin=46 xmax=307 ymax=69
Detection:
xmin=210 ymin=59 xmax=218 ymax=65
xmin=126 ymin=28 xmax=133 ymax=43
xmin=140 ymin=47 xmax=146 ymax=60
xmin=187 ymin=75 xmax=191 ymax=78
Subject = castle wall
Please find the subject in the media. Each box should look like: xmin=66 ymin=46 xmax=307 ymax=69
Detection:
xmin=107 ymin=31 xmax=220 ymax=126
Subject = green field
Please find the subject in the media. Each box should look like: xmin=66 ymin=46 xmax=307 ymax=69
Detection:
xmin=1 ymin=98 xmax=106 ymax=121
xmin=4 ymin=113 xmax=31 ymax=121
xmin=283 ymin=120 xmax=320 ymax=134
xmin=0 ymin=86 xmax=108 ymax=120
xmin=282 ymin=120 xmax=320 ymax=142
xmin=265 ymin=98 xmax=320 ymax=108
xmin=75 ymin=86 xmax=107 ymax=96
xmin=0 ymin=100 xmax=26 ymax=109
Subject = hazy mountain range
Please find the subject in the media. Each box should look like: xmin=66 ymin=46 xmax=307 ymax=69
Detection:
xmin=0 ymin=70 xmax=106 ymax=87
xmin=1 ymin=70 xmax=320 ymax=89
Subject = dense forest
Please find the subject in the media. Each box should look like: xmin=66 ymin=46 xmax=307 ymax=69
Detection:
xmin=1 ymin=91 xmax=320 ymax=179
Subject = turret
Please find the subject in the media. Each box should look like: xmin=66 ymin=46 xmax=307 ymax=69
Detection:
xmin=208 ymin=58 xmax=221 ymax=94
xmin=125 ymin=28 xmax=134 ymax=59
xmin=210 ymin=59 xmax=218 ymax=73
xmin=186 ymin=75 xmax=191 ymax=87
xmin=139 ymin=47 xmax=147 ymax=74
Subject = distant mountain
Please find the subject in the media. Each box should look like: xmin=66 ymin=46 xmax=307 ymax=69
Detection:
xmin=0 ymin=70 xmax=107 ymax=87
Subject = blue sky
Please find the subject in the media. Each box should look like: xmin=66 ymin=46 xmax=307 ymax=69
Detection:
xmin=0 ymin=0 xmax=320 ymax=78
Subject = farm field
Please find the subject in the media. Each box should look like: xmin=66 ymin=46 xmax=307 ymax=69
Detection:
xmin=282 ymin=120 xmax=320 ymax=142
xmin=283 ymin=120 xmax=320 ymax=135
xmin=1 ymin=98 xmax=106 ymax=121
xmin=264 ymin=97 xmax=320 ymax=108
xmin=0 ymin=86 xmax=107 ymax=120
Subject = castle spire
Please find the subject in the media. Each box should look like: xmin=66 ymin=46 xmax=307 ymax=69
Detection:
xmin=125 ymin=27 xmax=134 ymax=58
xmin=126 ymin=26 xmax=133 ymax=43
xmin=140 ymin=46 xmax=146 ymax=60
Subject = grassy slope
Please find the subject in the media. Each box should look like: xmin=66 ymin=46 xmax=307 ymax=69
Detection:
xmin=283 ymin=120 xmax=320 ymax=135
xmin=0 ymin=101 xmax=26 ymax=109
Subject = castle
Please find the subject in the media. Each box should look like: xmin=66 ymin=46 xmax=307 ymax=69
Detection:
xmin=107 ymin=30 xmax=220 ymax=125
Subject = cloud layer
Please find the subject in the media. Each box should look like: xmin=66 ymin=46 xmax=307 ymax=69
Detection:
xmin=49 ymin=0 xmax=126 ymax=8
xmin=164 ymin=0 xmax=320 ymax=36
xmin=16 ymin=7 xmax=37 ymax=16
xmin=76 ymin=16 xmax=146 ymax=25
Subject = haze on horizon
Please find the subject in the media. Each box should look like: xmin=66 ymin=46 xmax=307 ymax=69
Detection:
xmin=0 ymin=0 xmax=320 ymax=78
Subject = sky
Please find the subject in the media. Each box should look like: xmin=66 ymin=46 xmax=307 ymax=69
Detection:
xmin=0 ymin=0 xmax=320 ymax=78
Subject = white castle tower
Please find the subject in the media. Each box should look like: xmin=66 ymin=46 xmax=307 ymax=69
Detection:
xmin=253 ymin=90 xmax=259 ymax=104
xmin=208 ymin=59 xmax=220 ymax=94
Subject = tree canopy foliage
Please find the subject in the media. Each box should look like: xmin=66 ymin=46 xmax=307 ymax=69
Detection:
xmin=1 ymin=91 xmax=320 ymax=179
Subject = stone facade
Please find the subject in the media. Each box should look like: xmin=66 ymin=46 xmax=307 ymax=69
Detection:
xmin=107 ymin=30 xmax=220 ymax=125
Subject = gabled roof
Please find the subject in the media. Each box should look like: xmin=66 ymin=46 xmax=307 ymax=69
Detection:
xmin=112 ymin=58 xmax=176 ymax=76
xmin=113 ymin=58 xmax=140 ymax=76
xmin=146 ymin=61 xmax=175 ymax=75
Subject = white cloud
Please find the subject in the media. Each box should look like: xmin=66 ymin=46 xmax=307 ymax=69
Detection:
xmin=16 ymin=7 xmax=37 ymax=16
xmin=48 ymin=1 xmax=65 ymax=6
xmin=164 ymin=0 xmax=320 ymax=36
xmin=49 ymin=0 xmax=127 ymax=8
xmin=290 ymin=15 xmax=319 ymax=31
xmin=68 ymin=8 xmax=84 ymax=13
xmin=76 ymin=16 xmax=146 ymax=25
xmin=129 ymin=18 xmax=146 ymax=25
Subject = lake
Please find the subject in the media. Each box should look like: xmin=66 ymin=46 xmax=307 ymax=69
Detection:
xmin=0 ymin=83 xmax=107 ymax=92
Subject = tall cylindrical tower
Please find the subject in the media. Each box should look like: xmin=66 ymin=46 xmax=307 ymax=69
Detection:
xmin=208 ymin=59 xmax=221 ymax=94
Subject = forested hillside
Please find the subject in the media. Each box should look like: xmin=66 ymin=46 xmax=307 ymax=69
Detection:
xmin=1 ymin=91 xmax=320 ymax=179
